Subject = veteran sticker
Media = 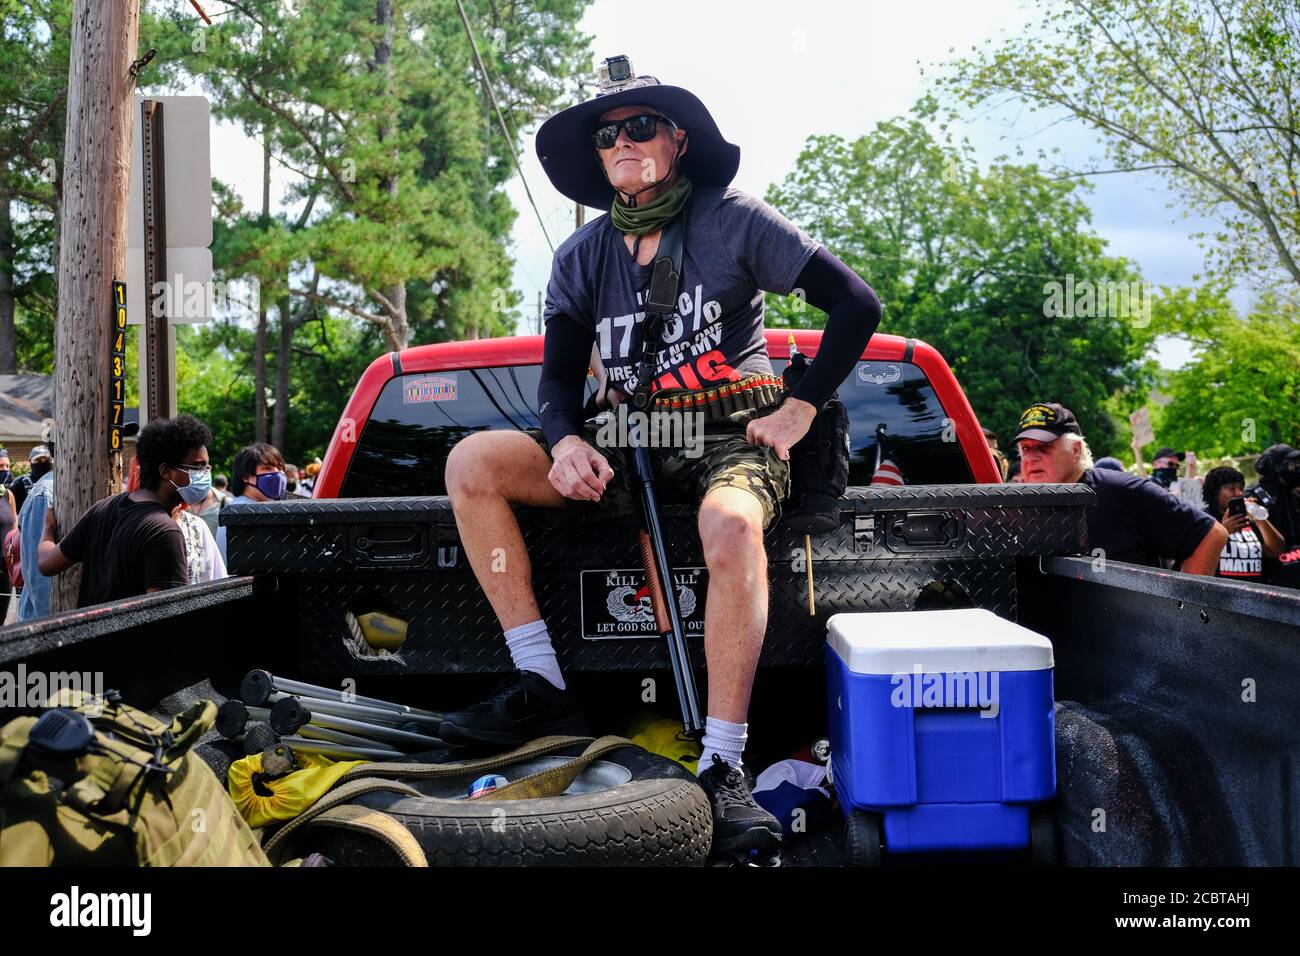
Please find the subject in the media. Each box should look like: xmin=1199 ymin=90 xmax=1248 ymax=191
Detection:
xmin=403 ymin=374 xmax=458 ymax=403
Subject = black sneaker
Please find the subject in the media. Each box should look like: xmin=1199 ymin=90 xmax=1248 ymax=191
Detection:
xmin=697 ymin=754 xmax=783 ymax=859
xmin=438 ymin=670 xmax=588 ymax=748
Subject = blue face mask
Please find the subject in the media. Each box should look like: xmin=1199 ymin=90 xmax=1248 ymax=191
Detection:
xmin=254 ymin=470 xmax=288 ymax=501
xmin=0 ymin=470 xmax=10 ymax=486
xmin=170 ymin=466 xmax=212 ymax=506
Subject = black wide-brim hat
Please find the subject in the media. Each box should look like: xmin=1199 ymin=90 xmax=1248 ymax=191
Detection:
xmin=536 ymin=78 xmax=740 ymax=211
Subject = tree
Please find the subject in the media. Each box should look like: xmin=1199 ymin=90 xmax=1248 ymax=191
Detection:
xmin=0 ymin=0 xmax=72 ymax=373
xmin=1149 ymin=285 xmax=1300 ymax=455
xmin=161 ymin=0 xmax=591 ymax=352
xmin=937 ymin=0 xmax=1300 ymax=295
xmin=766 ymin=103 xmax=1156 ymax=454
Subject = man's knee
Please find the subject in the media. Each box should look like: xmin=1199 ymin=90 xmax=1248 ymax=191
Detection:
xmin=447 ymin=431 xmax=528 ymax=500
xmin=699 ymin=491 xmax=766 ymax=572
xmin=447 ymin=431 xmax=558 ymax=508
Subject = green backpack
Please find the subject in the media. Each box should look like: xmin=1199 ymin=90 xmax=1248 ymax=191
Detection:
xmin=0 ymin=689 xmax=270 ymax=867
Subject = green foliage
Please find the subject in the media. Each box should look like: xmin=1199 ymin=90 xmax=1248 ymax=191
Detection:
xmin=132 ymin=0 xmax=591 ymax=463
xmin=937 ymin=0 xmax=1300 ymax=294
xmin=766 ymin=102 xmax=1156 ymax=455
xmin=174 ymin=312 xmax=376 ymax=473
xmin=1149 ymin=287 xmax=1300 ymax=456
xmin=151 ymin=0 xmax=592 ymax=348
xmin=1 ymin=0 xmax=70 ymax=371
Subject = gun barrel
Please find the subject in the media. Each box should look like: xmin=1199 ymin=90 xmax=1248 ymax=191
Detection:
xmin=632 ymin=443 xmax=704 ymax=735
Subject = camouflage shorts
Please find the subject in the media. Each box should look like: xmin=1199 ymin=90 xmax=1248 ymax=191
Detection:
xmin=528 ymin=411 xmax=791 ymax=532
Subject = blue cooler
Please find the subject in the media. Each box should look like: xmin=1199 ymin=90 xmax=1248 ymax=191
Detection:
xmin=827 ymin=609 xmax=1055 ymax=855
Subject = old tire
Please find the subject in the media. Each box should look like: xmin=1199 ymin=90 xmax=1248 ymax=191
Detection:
xmin=844 ymin=809 xmax=883 ymax=866
xmin=1029 ymin=805 xmax=1058 ymax=866
xmin=293 ymin=743 xmax=713 ymax=866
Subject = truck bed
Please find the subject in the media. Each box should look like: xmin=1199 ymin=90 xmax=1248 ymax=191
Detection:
xmin=3 ymin=501 xmax=1297 ymax=865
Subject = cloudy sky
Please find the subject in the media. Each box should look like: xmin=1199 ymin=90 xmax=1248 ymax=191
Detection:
xmin=204 ymin=0 xmax=1244 ymax=367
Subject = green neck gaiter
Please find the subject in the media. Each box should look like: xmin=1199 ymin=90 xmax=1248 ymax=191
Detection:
xmin=609 ymin=175 xmax=693 ymax=236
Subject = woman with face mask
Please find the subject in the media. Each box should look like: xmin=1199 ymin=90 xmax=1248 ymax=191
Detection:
xmin=215 ymin=442 xmax=288 ymax=565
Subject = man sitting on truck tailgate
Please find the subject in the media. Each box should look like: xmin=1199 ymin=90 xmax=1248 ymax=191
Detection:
xmin=440 ymin=58 xmax=881 ymax=854
xmin=36 ymin=416 xmax=213 ymax=607
xmin=1015 ymin=402 xmax=1227 ymax=575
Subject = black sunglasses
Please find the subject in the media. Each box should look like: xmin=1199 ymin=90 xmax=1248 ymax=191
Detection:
xmin=591 ymin=113 xmax=676 ymax=149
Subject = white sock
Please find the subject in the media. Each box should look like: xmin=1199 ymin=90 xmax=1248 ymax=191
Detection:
xmin=503 ymin=619 xmax=566 ymax=691
xmin=697 ymin=716 xmax=747 ymax=774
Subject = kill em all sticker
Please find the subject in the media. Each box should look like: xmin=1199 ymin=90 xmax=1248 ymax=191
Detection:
xmin=403 ymin=374 xmax=457 ymax=404
xmin=580 ymin=567 xmax=707 ymax=640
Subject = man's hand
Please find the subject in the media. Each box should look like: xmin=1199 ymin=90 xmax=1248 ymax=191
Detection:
xmin=746 ymin=397 xmax=817 ymax=461
xmin=549 ymin=435 xmax=615 ymax=502
xmin=37 ymin=504 xmax=74 ymax=577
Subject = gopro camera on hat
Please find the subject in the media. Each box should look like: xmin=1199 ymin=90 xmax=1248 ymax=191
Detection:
xmin=598 ymin=55 xmax=634 ymax=92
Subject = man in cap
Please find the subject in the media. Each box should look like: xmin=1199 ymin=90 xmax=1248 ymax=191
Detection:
xmin=15 ymin=445 xmax=55 ymax=619
xmin=1015 ymin=402 xmax=1226 ymax=574
xmin=441 ymin=56 xmax=882 ymax=857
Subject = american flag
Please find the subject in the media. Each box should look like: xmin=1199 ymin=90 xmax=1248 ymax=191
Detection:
xmin=871 ymin=424 xmax=904 ymax=486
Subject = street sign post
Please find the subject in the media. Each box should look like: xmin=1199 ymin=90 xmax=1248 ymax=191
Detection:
xmin=126 ymin=94 xmax=212 ymax=427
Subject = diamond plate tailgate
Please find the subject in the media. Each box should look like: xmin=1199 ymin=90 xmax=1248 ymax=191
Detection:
xmin=222 ymin=483 xmax=1091 ymax=676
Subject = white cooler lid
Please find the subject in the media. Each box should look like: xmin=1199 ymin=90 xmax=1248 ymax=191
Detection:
xmin=826 ymin=609 xmax=1053 ymax=675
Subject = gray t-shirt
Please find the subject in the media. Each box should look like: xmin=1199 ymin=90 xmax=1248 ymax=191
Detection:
xmin=542 ymin=186 xmax=819 ymax=397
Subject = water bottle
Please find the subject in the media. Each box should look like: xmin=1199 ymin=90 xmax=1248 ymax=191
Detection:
xmin=1246 ymin=500 xmax=1269 ymax=522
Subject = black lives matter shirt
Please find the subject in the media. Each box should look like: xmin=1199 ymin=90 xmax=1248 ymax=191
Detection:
xmin=57 ymin=492 xmax=187 ymax=607
xmin=541 ymin=186 xmax=820 ymax=402
xmin=1080 ymin=467 xmax=1217 ymax=567
xmin=1217 ymin=524 xmax=1265 ymax=579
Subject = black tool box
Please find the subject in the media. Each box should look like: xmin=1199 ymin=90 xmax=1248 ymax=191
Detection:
xmin=222 ymin=483 xmax=1092 ymax=678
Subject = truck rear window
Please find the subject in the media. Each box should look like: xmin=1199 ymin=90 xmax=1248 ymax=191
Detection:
xmin=338 ymin=360 xmax=972 ymax=497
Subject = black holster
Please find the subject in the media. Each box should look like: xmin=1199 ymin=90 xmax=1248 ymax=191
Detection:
xmin=781 ymin=353 xmax=850 ymax=534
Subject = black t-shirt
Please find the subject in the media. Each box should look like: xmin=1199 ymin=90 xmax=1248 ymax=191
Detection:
xmin=1081 ymin=467 xmax=1217 ymax=567
xmin=56 ymin=492 xmax=187 ymax=607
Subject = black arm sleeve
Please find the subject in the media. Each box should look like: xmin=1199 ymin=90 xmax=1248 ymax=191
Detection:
xmin=788 ymin=245 xmax=883 ymax=409
xmin=538 ymin=312 xmax=595 ymax=447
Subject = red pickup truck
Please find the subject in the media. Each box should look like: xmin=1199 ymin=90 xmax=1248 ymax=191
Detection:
xmin=2 ymin=330 xmax=1296 ymax=867
xmin=312 ymin=329 xmax=1001 ymax=499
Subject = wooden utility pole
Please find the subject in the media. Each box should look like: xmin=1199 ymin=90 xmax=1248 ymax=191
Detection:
xmin=52 ymin=0 xmax=142 ymax=610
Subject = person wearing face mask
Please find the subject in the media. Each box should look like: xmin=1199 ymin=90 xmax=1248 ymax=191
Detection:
xmin=215 ymin=442 xmax=288 ymax=565
xmin=1148 ymin=447 xmax=1202 ymax=503
xmin=15 ymin=445 xmax=55 ymax=620
xmin=37 ymin=417 xmax=210 ymax=607
xmin=122 ymin=446 xmax=227 ymax=585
